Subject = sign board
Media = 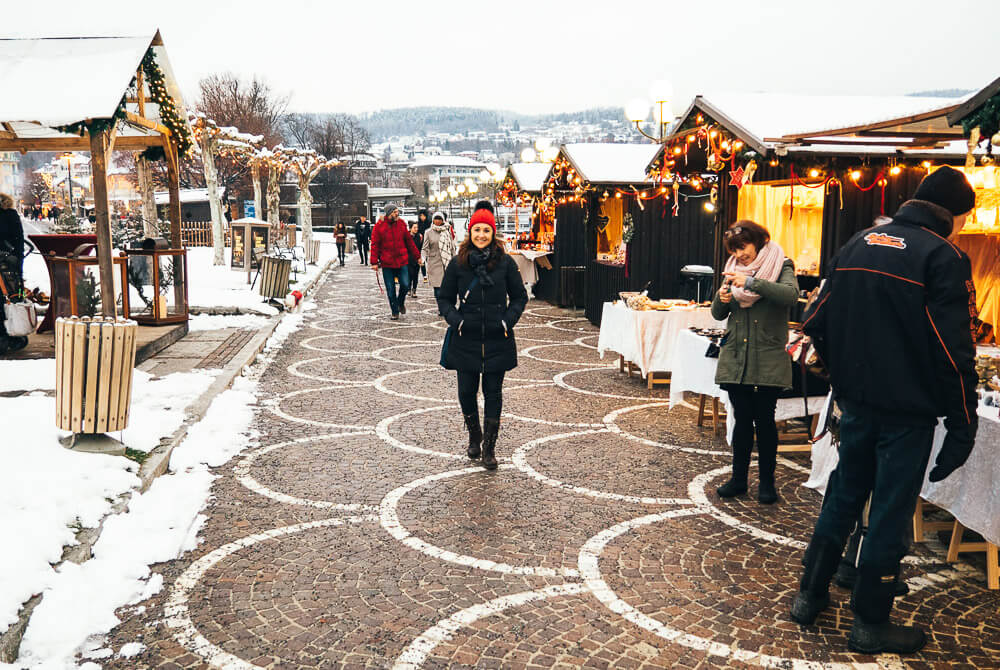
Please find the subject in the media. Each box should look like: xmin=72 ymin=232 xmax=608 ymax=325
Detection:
xmin=250 ymin=225 xmax=270 ymax=270
xmin=243 ymin=200 xmax=255 ymax=218
xmin=231 ymin=225 xmax=246 ymax=268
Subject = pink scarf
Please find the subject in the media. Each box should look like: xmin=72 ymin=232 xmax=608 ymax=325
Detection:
xmin=724 ymin=241 xmax=786 ymax=308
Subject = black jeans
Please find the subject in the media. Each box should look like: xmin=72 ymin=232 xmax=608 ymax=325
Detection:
xmin=408 ymin=263 xmax=420 ymax=293
xmin=811 ymin=401 xmax=933 ymax=575
xmin=381 ymin=266 xmax=410 ymax=315
xmin=725 ymin=384 xmax=780 ymax=483
xmin=336 ymin=242 xmax=346 ymax=264
xmin=457 ymin=370 xmax=505 ymax=420
xmin=357 ymin=241 xmax=369 ymax=264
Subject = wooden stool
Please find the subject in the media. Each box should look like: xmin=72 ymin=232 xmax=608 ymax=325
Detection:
xmin=646 ymin=371 xmax=670 ymax=390
xmin=945 ymin=520 xmax=999 ymax=590
xmin=912 ymin=498 xmax=954 ymax=543
xmin=618 ymin=355 xmax=639 ymax=378
xmin=776 ymin=415 xmax=819 ymax=454
xmin=696 ymin=394 xmax=726 ymax=436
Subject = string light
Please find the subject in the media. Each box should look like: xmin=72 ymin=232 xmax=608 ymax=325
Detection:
xmin=889 ymin=165 xmax=902 ymax=176
xmin=809 ymin=169 xmax=820 ymax=178
xmin=850 ymin=170 xmax=862 ymax=181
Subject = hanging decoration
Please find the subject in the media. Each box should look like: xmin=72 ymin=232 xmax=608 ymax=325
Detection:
xmin=729 ymin=165 xmax=745 ymax=189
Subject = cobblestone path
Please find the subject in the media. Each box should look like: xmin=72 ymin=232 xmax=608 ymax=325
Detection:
xmin=104 ymin=262 xmax=1000 ymax=669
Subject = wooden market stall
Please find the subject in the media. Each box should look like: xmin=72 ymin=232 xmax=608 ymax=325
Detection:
xmin=497 ymin=162 xmax=556 ymax=299
xmin=651 ymin=92 xmax=984 ymax=299
xmin=541 ymin=143 xmax=718 ymax=325
xmin=0 ymin=31 xmax=194 ymax=357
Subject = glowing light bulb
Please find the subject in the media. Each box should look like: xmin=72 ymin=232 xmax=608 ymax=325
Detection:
xmin=615 ymin=192 xmax=622 ymax=199
xmin=889 ymin=165 xmax=902 ymax=176
xmin=672 ymin=146 xmax=683 ymax=155
xmin=687 ymin=135 xmax=696 ymax=143
xmin=922 ymin=161 xmax=932 ymax=169
xmin=704 ymin=201 xmax=716 ymax=213
xmin=850 ymin=170 xmax=862 ymax=181
xmin=809 ymin=169 xmax=820 ymax=178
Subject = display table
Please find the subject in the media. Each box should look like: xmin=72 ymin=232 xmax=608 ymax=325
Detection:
xmin=597 ymin=302 xmax=722 ymax=380
xmin=805 ymin=394 xmax=1000 ymax=547
xmin=668 ymin=329 xmax=827 ymax=446
xmin=508 ymin=249 xmax=552 ymax=286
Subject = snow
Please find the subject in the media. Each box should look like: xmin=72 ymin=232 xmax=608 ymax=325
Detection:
xmin=409 ymin=155 xmax=485 ymax=169
xmin=153 ymin=187 xmax=224 ymax=205
xmin=562 ymin=143 xmax=660 ymax=185
xmin=187 ymin=313 xmax=269 ymax=332
xmin=168 ymin=376 xmax=257 ymax=471
xmin=186 ymin=240 xmax=335 ymax=314
xmin=22 ymin=251 xmax=50 ymax=294
xmin=117 ymin=642 xmax=145 ymax=657
xmin=693 ymin=92 xmax=966 ymax=147
xmin=0 ymin=359 xmax=54 ymax=392
xmin=509 ymin=162 xmax=551 ymax=193
xmin=0 ymin=36 xmax=151 ymax=126
xmin=123 ymin=369 xmax=218 ymax=453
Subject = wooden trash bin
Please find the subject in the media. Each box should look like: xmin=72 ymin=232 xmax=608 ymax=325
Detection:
xmin=259 ymin=256 xmax=292 ymax=299
xmin=55 ymin=316 xmax=138 ymax=433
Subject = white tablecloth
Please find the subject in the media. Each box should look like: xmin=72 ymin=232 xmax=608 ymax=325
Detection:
xmin=508 ymin=250 xmax=551 ymax=285
xmin=597 ymin=302 xmax=722 ymax=378
xmin=805 ymin=396 xmax=1000 ymax=546
xmin=668 ymin=329 xmax=827 ymax=444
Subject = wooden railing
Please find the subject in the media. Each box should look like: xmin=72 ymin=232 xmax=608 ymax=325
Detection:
xmin=180 ymin=220 xmax=214 ymax=247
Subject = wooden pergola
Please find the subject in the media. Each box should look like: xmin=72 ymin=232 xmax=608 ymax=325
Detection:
xmin=0 ymin=30 xmax=191 ymax=317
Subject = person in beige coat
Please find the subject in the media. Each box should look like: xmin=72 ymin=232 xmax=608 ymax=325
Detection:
xmin=422 ymin=211 xmax=455 ymax=298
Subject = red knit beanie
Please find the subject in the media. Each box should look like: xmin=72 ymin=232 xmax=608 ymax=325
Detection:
xmin=468 ymin=208 xmax=496 ymax=233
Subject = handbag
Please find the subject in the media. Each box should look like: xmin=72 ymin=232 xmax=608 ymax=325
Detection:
xmin=3 ymin=301 xmax=37 ymax=337
xmin=439 ymin=277 xmax=478 ymax=367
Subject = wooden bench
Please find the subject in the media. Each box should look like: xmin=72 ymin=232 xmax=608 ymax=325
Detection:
xmin=646 ymin=371 xmax=670 ymax=390
xmin=912 ymin=497 xmax=955 ymax=543
xmin=696 ymin=394 xmax=726 ymax=436
xmin=946 ymin=520 xmax=999 ymax=590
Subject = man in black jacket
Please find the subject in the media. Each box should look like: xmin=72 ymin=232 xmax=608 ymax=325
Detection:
xmin=790 ymin=166 xmax=979 ymax=654
xmin=355 ymin=215 xmax=371 ymax=265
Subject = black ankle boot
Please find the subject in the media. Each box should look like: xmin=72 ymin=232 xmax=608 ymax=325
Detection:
xmin=849 ymin=567 xmax=925 ymax=653
xmin=481 ymin=418 xmax=499 ymax=470
xmin=464 ymin=414 xmax=482 ymax=459
xmin=790 ymin=536 xmax=843 ymax=625
xmin=716 ymin=478 xmax=748 ymax=498
xmin=836 ymin=562 xmax=910 ymax=597
xmin=758 ymin=478 xmax=778 ymax=504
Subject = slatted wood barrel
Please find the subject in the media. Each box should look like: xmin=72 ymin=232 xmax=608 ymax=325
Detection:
xmin=54 ymin=316 xmax=138 ymax=433
xmin=258 ymin=256 xmax=292 ymax=299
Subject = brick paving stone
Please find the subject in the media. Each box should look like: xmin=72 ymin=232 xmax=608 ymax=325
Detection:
xmin=97 ymin=262 xmax=1000 ymax=669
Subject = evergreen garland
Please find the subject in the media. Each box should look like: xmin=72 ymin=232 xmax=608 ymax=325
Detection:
xmin=961 ymin=93 xmax=1000 ymax=140
xmin=622 ymin=213 xmax=635 ymax=244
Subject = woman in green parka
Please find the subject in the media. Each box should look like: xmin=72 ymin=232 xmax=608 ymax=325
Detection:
xmin=711 ymin=220 xmax=799 ymax=505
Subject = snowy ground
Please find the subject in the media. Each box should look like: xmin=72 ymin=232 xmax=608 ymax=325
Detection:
xmin=0 ymin=293 xmax=316 ymax=668
xmin=20 ymin=234 xmax=335 ymax=315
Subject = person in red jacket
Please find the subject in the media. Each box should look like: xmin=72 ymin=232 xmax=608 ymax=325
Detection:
xmin=371 ymin=203 xmax=421 ymax=320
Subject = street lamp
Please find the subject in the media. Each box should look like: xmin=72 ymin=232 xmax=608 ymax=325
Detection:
xmin=60 ymin=153 xmax=75 ymax=213
xmin=625 ymin=79 xmax=676 ymax=142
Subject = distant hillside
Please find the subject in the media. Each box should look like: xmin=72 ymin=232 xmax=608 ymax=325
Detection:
xmin=358 ymin=106 xmax=624 ymax=139
xmin=908 ymin=89 xmax=974 ymax=98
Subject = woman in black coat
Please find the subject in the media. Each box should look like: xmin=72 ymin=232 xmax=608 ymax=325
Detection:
xmin=0 ymin=193 xmax=25 ymax=289
xmin=437 ymin=204 xmax=527 ymax=469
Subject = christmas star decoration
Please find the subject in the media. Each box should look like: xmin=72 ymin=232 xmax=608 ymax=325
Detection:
xmin=729 ymin=165 xmax=745 ymax=188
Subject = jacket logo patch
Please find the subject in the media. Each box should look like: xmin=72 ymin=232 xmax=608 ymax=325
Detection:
xmin=865 ymin=232 xmax=907 ymax=249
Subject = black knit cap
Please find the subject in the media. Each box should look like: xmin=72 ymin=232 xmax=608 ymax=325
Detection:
xmin=913 ymin=166 xmax=976 ymax=216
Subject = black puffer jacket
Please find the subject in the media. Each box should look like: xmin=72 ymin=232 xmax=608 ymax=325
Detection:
xmin=803 ymin=199 xmax=978 ymax=439
xmin=436 ymin=253 xmax=528 ymax=372
xmin=0 ymin=208 xmax=23 ymax=258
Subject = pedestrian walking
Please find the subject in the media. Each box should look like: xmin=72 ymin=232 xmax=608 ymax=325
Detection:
xmin=416 ymin=209 xmax=430 ymax=283
xmin=355 ymin=215 xmax=371 ymax=265
xmin=408 ymin=222 xmax=423 ymax=297
xmin=422 ymin=211 xmax=455 ymax=299
xmin=334 ymin=221 xmax=347 ymax=266
xmin=711 ymin=220 xmax=798 ymax=505
xmin=789 ymin=166 xmax=979 ymax=654
xmin=371 ymin=203 xmax=421 ymax=320
xmin=436 ymin=204 xmax=528 ymax=470
xmin=0 ymin=193 xmax=25 ymax=283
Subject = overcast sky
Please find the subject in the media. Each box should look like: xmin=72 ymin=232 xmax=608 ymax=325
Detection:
xmin=4 ymin=0 xmax=995 ymax=116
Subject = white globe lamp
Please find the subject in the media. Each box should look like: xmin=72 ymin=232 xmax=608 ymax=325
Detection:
xmin=521 ymin=147 xmax=537 ymax=163
xmin=625 ymin=98 xmax=649 ymax=123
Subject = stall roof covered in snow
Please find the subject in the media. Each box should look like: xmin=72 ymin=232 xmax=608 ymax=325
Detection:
xmin=509 ymin=163 xmax=550 ymax=193
xmin=670 ymin=92 xmax=968 ymax=154
xmin=560 ymin=143 xmax=660 ymax=185
xmin=409 ymin=155 xmax=485 ymax=169
xmin=367 ymin=187 xmax=414 ymax=200
xmin=0 ymin=31 xmax=189 ymax=150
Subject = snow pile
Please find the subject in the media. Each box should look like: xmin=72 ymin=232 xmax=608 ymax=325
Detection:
xmin=0 ymin=394 xmax=138 ymax=635
xmin=15 ymin=376 xmax=259 ymax=669
xmin=187 ymin=313 xmax=269 ymax=332
xmin=186 ymin=238 xmax=334 ymax=313
xmin=122 ymin=369 xmax=218 ymax=453
xmin=0 ymin=359 xmax=55 ymax=392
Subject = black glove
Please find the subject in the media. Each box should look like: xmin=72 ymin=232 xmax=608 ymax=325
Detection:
xmin=928 ymin=419 xmax=977 ymax=482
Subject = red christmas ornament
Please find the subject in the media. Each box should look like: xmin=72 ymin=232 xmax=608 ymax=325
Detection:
xmin=729 ymin=165 xmax=745 ymax=188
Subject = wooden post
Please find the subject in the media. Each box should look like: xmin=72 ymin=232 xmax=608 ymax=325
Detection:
xmin=163 ymin=139 xmax=182 ymax=248
xmin=89 ymin=128 xmax=117 ymax=318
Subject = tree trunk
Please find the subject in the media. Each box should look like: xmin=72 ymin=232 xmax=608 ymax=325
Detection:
xmin=266 ymin=166 xmax=281 ymax=230
xmin=251 ymin=162 xmax=262 ymax=220
xmin=201 ymin=137 xmax=226 ymax=265
xmin=136 ymin=154 xmax=158 ymax=238
xmin=298 ymin=176 xmax=313 ymax=251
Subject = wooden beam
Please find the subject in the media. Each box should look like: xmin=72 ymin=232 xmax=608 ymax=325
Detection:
xmin=163 ymin=138 xmax=183 ymax=248
xmin=124 ymin=111 xmax=171 ymax=137
xmin=89 ymin=128 xmax=117 ymax=319
xmin=135 ymin=69 xmax=146 ymax=118
xmin=0 ymin=136 xmax=165 ymax=152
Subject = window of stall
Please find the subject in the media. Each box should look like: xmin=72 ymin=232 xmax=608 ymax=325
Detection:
xmin=595 ymin=197 xmax=624 ymax=262
xmin=736 ymin=183 xmax=823 ymax=276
